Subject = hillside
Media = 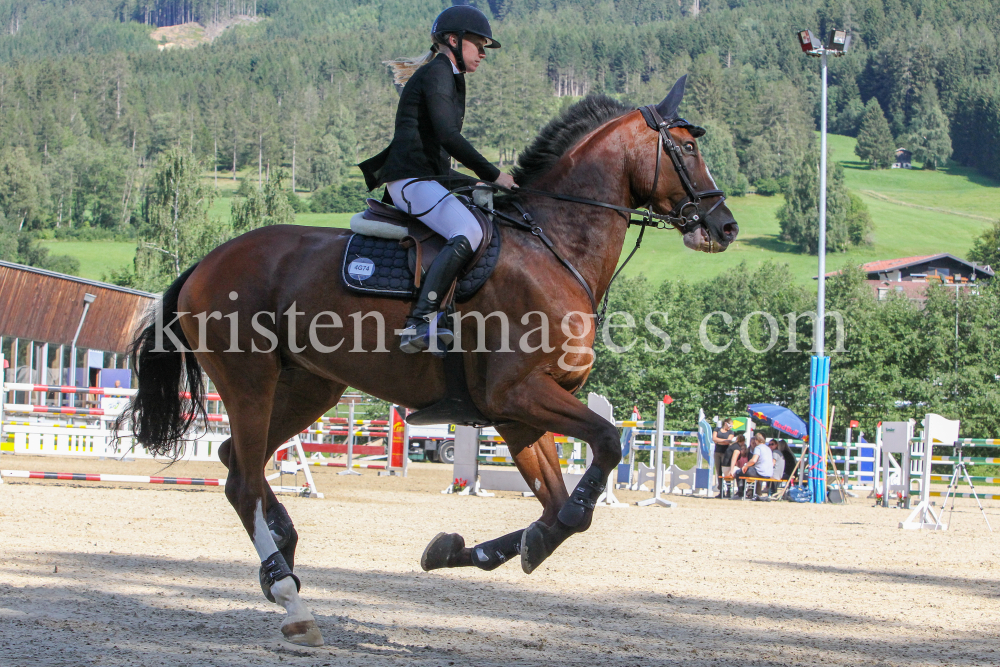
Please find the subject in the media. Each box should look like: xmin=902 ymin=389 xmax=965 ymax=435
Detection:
xmin=42 ymin=131 xmax=999 ymax=284
xmin=5 ymin=0 xmax=1000 ymax=290
xmin=612 ymin=133 xmax=1000 ymax=286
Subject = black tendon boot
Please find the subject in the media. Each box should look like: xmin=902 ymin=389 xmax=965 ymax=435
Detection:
xmin=557 ymin=465 xmax=607 ymax=528
xmin=470 ymin=529 xmax=525 ymax=571
xmin=259 ymin=503 xmax=299 ymax=602
xmin=399 ymin=235 xmax=474 ymax=355
xmin=520 ymin=466 xmax=608 ymax=574
xmin=259 ymin=550 xmax=301 ymax=604
xmin=266 ymin=502 xmax=299 ymax=569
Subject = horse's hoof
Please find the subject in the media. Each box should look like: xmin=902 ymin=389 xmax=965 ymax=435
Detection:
xmin=520 ymin=521 xmax=550 ymax=574
xmin=281 ymin=619 xmax=324 ymax=647
xmin=421 ymin=532 xmax=465 ymax=571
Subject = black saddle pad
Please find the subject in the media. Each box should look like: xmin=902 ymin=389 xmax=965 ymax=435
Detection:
xmin=341 ymin=222 xmax=502 ymax=302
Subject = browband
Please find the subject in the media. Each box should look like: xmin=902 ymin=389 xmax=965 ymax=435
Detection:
xmin=637 ymin=107 xmax=706 ymax=138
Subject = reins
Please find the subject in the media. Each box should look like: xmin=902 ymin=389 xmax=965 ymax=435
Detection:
xmin=393 ymin=106 xmax=727 ymax=327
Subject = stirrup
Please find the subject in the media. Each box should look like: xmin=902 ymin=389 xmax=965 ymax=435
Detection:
xmin=399 ymin=313 xmax=453 ymax=356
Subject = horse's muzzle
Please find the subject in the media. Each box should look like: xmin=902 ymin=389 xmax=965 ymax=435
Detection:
xmin=684 ymin=220 xmax=738 ymax=253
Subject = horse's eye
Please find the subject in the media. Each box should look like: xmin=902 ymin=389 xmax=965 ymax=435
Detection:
xmin=683 ymin=143 xmax=696 ymax=154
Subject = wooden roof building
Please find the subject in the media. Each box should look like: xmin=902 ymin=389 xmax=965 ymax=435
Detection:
xmin=0 ymin=260 xmax=156 ymax=355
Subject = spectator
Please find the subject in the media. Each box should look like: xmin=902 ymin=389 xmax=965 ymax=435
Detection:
xmin=735 ymin=433 xmax=774 ymax=500
xmin=721 ymin=435 xmax=748 ymax=499
xmin=773 ymin=440 xmax=794 ymax=480
xmin=712 ymin=418 xmax=736 ymax=497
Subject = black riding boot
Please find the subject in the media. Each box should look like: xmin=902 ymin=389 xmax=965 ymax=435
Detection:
xmin=399 ymin=235 xmax=474 ymax=354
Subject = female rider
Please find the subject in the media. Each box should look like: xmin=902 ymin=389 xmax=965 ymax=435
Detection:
xmin=359 ymin=5 xmax=517 ymax=354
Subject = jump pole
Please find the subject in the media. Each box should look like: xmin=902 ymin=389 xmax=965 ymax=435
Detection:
xmin=338 ymin=399 xmax=361 ymax=476
xmin=1 ymin=470 xmax=225 ymax=485
xmin=637 ymin=400 xmax=676 ymax=508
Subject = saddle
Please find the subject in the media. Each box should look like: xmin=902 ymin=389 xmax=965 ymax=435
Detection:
xmin=343 ymin=194 xmax=500 ymax=304
xmin=341 ymin=194 xmax=502 ymax=428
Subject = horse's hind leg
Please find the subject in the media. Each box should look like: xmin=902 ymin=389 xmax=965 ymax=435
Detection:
xmin=421 ymin=429 xmax=568 ymax=571
xmin=259 ymin=370 xmax=346 ymax=588
xmin=216 ymin=366 xmax=333 ymax=647
xmin=217 ymin=369 xmax=346 ymax=591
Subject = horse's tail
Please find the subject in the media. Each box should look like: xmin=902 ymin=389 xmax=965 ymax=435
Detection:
xmin=115 ymin=263 xmax=207 ymax=458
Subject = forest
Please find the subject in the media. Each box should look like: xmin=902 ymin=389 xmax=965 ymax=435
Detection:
xmin=0 ymin=0 xmax=998 ymax=272
xmin=0 ymin=0 xmax=997 ymax=436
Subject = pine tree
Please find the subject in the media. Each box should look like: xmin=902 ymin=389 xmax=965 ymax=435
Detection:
xmin=904 ymin=87 xmax=952 ymax=170
xmin=778 ymin=150 xmax=851 ymax=254
xmin=854 ymin=99 xmax=896 ymax=169
xmin=968 ymin=220 xmax=1000 ymax=271
xmin=0 ymin=148 xmax=49 ymax=231
xmin=689 ymin=50 xmax=724 ymax=121
xmin=696 ymin=118 xmax=748 ymax=196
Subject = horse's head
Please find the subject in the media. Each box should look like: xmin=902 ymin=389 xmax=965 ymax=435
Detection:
xmin=635 ymin=76 xmax=738 ymax=253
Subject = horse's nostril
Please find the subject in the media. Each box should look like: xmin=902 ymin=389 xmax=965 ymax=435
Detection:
xmin=723 ymin=222 xmax=738 ymax=240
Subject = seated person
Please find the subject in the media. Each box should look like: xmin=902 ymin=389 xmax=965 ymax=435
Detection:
xmin=771 ymin=443 xmax=785 ymax=487
xmin=771 ymin=439 xmax=794 ymax=488
xmin=722 ymin=435 xmax=748 ymax=498
xmin=734 ymin=433 xmax=776 ymax=499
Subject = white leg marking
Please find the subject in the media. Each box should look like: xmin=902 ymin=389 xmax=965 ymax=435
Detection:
xmin=252 ymin=499 xmax=279 ymax=560
xmin=271 ymin=577 xmax=313 ymax=623
xmin=252 ymin=500 xmax=322 ymax=645
xmin=534 ymin=478 xmax=541 ymax=492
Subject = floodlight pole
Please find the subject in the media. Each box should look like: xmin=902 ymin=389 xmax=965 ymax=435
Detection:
xmin=798 ymin=27 xmax=849 ymax=504
xmin=817 ymin=49 xmax=828 ymax=357
xmin=807 ymin=51 xmax=831 ymax=504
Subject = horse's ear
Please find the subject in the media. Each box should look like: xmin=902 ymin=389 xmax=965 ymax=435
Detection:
xmin=655 ymin=75 xmax=688 ymax=120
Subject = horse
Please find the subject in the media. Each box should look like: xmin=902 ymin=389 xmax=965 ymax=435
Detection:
xmin=118 ymin=76 xmax=738 ymax=647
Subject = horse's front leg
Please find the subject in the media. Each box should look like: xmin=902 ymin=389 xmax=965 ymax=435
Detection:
xmin=492 ymin=372 xmax=621 ymax=573
xmin=420 ymin=429 xmax=566 ymax=572
xmin=422 ymin=372 xmax=620 ymax=574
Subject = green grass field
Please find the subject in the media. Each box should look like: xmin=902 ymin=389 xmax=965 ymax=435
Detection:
xmin=43 ymin=134 xmax=1000 ymax=285
xmin=619 ymin=133 xmax=1000 ymax=285
xmin=38 ymin=240 xmax=137 ymax=281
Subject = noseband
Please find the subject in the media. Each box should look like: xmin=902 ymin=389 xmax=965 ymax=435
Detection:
xmin=636 ymin=104 xmax=726 ymax=235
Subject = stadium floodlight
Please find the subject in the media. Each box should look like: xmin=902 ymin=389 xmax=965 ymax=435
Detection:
xmin=797 ymin=30 xmax=821 ymax=54
xmin=827 ymin=29 xmax=850 ymax=54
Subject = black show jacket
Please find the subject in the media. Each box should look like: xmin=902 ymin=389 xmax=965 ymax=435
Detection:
xmin=359 ymin=53 xmax=501 ymax=190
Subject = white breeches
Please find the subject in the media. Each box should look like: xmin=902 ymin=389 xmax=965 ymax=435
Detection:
xmin=387 ymin=178 xmax=483 ymax=251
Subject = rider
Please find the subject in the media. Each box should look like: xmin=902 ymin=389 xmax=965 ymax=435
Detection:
xmin=359 ymin=5 xmax=518 ymax=354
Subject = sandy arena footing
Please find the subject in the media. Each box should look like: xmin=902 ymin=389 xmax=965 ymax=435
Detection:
xmin=1 ymin=456 xmax=998 ymax=666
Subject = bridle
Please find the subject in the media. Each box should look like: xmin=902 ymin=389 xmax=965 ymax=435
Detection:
xmin=635 ymin=104 xmax=727 ymax=235
xmin=396 ymin=106 xmax=729 ymax=325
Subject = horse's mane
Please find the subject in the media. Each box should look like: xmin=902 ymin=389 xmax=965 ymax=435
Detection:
xmin=510 ymin=95 xmax=633 ymax=186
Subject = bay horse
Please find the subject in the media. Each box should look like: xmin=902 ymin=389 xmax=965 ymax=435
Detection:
xmin=118 ymin=77 xmax=738 ymax=646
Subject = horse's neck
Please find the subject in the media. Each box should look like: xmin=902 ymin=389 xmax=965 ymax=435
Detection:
xmin=529 ymin=143 xmax=632 ymax=304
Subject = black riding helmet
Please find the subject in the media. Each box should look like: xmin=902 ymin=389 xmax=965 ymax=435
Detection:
xmin=431 ymin=5 xmax=500 ymax=73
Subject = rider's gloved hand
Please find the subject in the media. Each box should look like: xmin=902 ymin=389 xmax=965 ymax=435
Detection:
xmin=494 ymin=173 xmax=518 ymax=190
